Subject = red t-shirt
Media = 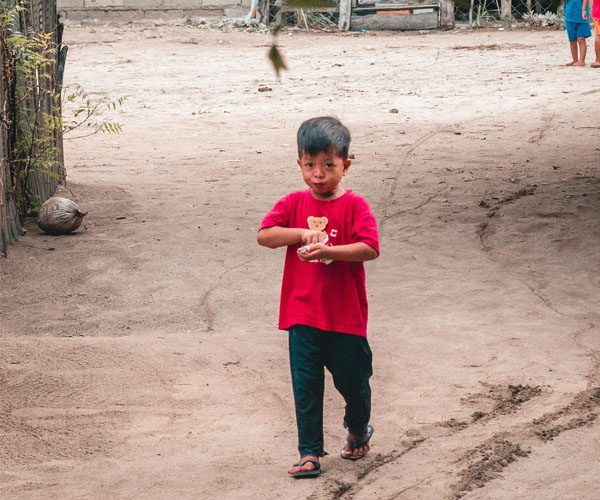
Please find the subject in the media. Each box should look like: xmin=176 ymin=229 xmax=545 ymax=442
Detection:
xmin=259 ymin=189 xmax=379 ymax=337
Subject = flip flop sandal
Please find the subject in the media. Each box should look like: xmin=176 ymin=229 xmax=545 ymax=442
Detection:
xmin=290 ymin=459 xmax=321 ymax=478
xmin=341 ymin=424 xmax=374 ymax=461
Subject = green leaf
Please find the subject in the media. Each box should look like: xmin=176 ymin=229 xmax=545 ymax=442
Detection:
xmin=268 ymin=44 xmax=288 ymax=79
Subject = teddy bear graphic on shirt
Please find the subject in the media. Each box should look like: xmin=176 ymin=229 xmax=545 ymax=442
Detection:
xmin=307 ymin=216 xmax=328 ymax=235
xmin=300 ymin=216 xmax=334 ymax=265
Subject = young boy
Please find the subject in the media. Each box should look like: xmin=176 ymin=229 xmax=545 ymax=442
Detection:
xmin=583 ymin=0 xmax=600 ymax=67
xmin=257 ymin=116 xmax=379 ymax=478
xmin=565 ymin=0 xmax=591 ymax=66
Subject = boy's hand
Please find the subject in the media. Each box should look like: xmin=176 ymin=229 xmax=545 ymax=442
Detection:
xmin=297 ymin=242 xmax=331 ymax=262
xmin=582 ymin=9 xmax=587 ymax=19
xmin=301 ymin=230 xmax=327 ymax=245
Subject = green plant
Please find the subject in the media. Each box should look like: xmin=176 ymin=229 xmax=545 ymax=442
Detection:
xmin=61 ymin=84 xmax=125 ymax=139
xmin=1 ymin=3 xmax=54 ymax=214
xmin=1 ymin=0 xmax=124 ymax=217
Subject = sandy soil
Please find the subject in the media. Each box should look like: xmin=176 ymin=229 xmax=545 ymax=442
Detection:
xmin=1 ymin=20 xmax=600 ymax=499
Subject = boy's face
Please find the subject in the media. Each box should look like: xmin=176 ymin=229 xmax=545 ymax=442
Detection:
xmin=297 ymin=150 xmax=351 ymax=200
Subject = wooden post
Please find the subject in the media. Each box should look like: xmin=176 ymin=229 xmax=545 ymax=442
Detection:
xmin=500 ymin=0 xmax=511 ymax=19
xmin=440 ymin=0 xmax=455 ymax=28
xmin=0 ymin=49 xmax=7 ymax=257
xmin=338 ymin=0 xmax=352 ymax=30
xmin=261 ymin=0 xmax=270 ymax=24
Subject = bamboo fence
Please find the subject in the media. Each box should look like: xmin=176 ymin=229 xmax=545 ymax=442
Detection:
xmin=0 ymin=0 xmax=65 ymax=257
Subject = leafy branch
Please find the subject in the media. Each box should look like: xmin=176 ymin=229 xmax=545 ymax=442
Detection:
xmin=61 ymin=84 xmax=125 ymax=140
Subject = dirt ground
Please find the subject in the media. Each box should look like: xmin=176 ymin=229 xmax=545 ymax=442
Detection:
xmin=1 ymin=20 xmax=600 ymax=499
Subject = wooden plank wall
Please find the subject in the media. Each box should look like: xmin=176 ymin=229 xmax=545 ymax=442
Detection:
xmin=350 ymin=11 xmax=438 ymax=30
xmin=350 ymin=0 xmax=440 ymax=30
xmin=0 ymin=47 xmax=10 ymax=257
xmin=0 ymin=6 xmax=23 ymax=257
xmin=0 ymin=0 xmax=64 ymax=256
xmin=27 ymin=0 xmax=64 ymax=218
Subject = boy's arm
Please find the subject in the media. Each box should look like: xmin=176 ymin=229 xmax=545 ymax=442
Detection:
xmin=257 ymin=226 xmax=324 ymax=248
xmin=583 ymin=0 xmax=588 ymax=18
xmin=299 ymin=241 xmax=378 ymax=262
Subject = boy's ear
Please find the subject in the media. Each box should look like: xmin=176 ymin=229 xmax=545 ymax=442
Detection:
xmin=297 ymin=158 xmax=302 ymax=168
xmin=343 ymin=159 xmax=352 ymax=173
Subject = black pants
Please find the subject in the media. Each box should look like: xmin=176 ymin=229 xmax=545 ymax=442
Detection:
xmin=288 ymin=324 xmax=373 ymax=457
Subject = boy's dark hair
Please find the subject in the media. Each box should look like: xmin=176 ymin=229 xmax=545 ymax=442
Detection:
xmin=297 ymin=116 xmax=351 ymax=159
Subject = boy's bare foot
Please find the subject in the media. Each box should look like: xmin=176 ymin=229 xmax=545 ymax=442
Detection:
xmin=573 ymin=62 xmax=586 ymax=66
xmin=288 ymin=455 xmax=320 ymax=477
xmin=566 ymin=61 xmax=577 ymax=66
xmin=341 ymin=435 xmax=371 ymax=459
xmin=341 ymin=425 xmax=374 ymax=460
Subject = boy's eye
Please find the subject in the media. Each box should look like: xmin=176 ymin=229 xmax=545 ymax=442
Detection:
xmin=325 ymin=163 xmax=333 ymax=168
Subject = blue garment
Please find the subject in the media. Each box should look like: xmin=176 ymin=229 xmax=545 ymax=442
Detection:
xmin=565 ymin=0 xmax=589 ymax=23
xmin=566 ymin=21 xmax=592 ymax=40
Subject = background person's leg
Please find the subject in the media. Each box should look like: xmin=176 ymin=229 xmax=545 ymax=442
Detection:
xmin=566 ymin=22 xmax=579 ymax=64
xmin=577 ymin=37 xmax=587 ymax=65
xmin=594 ymin=30 xmax=600 ymax=66
xmin=569 ymin=41 xmax=579 ymax=65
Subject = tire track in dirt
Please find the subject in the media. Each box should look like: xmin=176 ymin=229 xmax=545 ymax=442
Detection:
xmin=477 ymin=176 xmax=600 ymax=319
xmin=477 ymin=199 xmax=567 ymax=320
xmin=476 ymin=185 xmax=536 ymax=253
xmin=451 ymin=437 xmax=531 ymax=499
xmin=314 ymin=382 xmax=541 ymax=498
xmin=528 ymin=111 xmax=556 ymax=144
xmin=477 ymin=182 xmax=600 ymax=349
xmin=441 ymin=177 xmax=600 ymax=498
xmin=313 ymin=438 xmax=425 ymax=500
xmin=198 ymin=259 xmax=252 ymax=332
xmin=315 ymin=367 xmax=600 ymax=499
xmin=378 ymin=129 xmax=444 ymax=236
xmin=380 ymin=188 xmax=449 ymax=229
xmin=451 ymin=372 xmax=600 ymax=498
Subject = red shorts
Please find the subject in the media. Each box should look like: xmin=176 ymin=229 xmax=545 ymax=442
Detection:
xmin=594 ymin=18 xmax=600 ymax=36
